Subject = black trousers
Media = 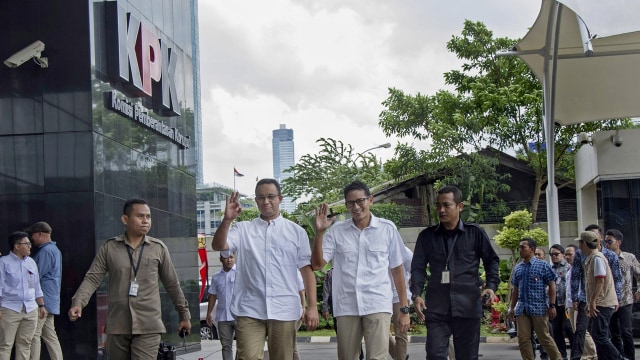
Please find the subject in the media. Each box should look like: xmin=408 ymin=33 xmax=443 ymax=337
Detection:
xmin=425 ymin=312 xmax=480 ymax=360
xmin=571 ymin=301 xmax=589 ymax=360
xmin=550 ymin=305 xmax=573 ymax=358
xmin=610 ymin=303 xmax=634 ymax=359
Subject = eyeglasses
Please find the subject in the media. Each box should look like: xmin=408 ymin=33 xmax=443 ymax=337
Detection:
xmin=604 ymin=239 xmax=614 ymax=245
xmin=18 ymin=242 xmax=32 ymax=247
xmin=255 ymin=194 xmax=279 ymax=202
xmin=550 ymin=252 xmax=562 ymax=256
xmin=345 ymin=197 xmax=369 ymax=208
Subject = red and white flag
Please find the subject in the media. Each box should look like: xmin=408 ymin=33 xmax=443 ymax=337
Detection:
xmin=234 ymin=167 xmax=244 ymax=177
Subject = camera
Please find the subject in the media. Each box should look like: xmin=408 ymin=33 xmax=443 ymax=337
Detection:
xmin=4 ymin=40 xmax=48 ymax=68
xmin=611 ymin=132 xmax=623 ymax=147
xmin=577 ymin=132 xmax=591 ymax=145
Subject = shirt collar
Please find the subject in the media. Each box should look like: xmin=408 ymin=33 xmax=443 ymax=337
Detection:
xmin=435 ymin=219 xmax=465 ymax=233
xmin=8 ymin=251 xmax=27 ymax=261
xmin=257 ymin=214 xmax=283 ymax=225
xmin=552 ymin=260 xmax=567 ymax=267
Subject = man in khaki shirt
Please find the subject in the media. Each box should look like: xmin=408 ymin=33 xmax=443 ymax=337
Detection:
xmin=68 ymin=198 xmax=190 ymax=359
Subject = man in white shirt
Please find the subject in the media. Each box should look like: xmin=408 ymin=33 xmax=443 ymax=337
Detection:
xmin=312 ymin=181 xmax=410 ymax=360
xmin=0 ymin=231 xmax=46 ymax=360
xmin=206 ymin=252 xmax=237 ymax=360
xmin=212 ymin=178 xmax=319 ymax=360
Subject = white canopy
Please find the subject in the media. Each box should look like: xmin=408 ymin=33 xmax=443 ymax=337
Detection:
xmin=512 ymin=0 xmax=640 ymax=125
xmin=500 ymin=0 xmax=640 ymax=244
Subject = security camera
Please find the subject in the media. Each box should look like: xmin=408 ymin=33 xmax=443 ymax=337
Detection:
xmin=611 ymin=131 xmax=623 ymax=147
xmin=4 ymin=40 xmax=48 ymax=69
xmin=577 ymin=132 xmax=591 ymax=145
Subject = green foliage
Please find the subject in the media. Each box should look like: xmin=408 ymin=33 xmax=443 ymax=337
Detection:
xmin=494 ymin=209 xmax=548 ymax=251
xmin=281 ymin=138 xmax=390 ymax=208
xmin=496 ymin=281 xmax=510 ymax=298
xmin=369 ymin=203 xmax=412 ymax=225
xmin=524 ymin=227 xmax=549 ymax=246
xmin=378 ymin=20 xmax=635 ymax=220
xmin=498 ymin=259 xmax=512 ymax=283
xmin=236 ymin=208 xmax=259 ymax=222
xmin=503 ymin=209 xmax=532 ymax=229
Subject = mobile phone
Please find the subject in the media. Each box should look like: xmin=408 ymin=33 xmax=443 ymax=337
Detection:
xmin=327 ymin=208 xmax=335 ymax=219
xmin=482 ymin=293 xmax=491 ymax=304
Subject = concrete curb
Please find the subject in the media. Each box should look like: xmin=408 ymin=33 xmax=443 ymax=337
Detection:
xmin=295 ymin=336 xmax=515 ymax=343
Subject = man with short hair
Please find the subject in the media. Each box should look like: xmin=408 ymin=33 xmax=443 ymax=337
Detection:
xmin=206 ymin=252 xmax=237 ymax=360
xmin=570 ymin=224 xmax=622 ymax=360
xmin=212 ymin=179 xmax=319 ymax=360
xmin=0 ymin=231 xmax=47 ymax=360
xmin=410 ymin=185 xmax=499 ymax=360
xmin=26 ymin=221 xmax=63 ymax=360
xmin=535 ymin=248 xmax=547 ymax=261
xmin=312 ymin=180 xmax=410 ymax=360
xmin=508 ymin=238 xmax=562 ymax=360
xmin=604 ymin=228 xmax=640 ymax=359
xmin=68 ymin=198 xmax=191 ymax=359
xmin=549 ymin=244 xmax=573 ymax=360
xmin=577 ymin=231 xmax=624 ymax=360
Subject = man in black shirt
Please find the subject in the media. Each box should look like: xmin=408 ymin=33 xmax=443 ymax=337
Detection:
xmin=410 ymin=185 xmax=499 ymax=360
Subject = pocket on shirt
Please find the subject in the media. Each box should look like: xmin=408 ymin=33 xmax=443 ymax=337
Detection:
xmin=5 ymin=268 xmax=22 ymax=288
xmin=462 ymin=250 xmax=477 ymax=261
xmin=138 ymin=258 xmax=160 ymax=280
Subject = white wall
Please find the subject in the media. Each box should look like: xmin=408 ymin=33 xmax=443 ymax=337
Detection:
xmin=575 ymin=129 xmax=640 ymax=231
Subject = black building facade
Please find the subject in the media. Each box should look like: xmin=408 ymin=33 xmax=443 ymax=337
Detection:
xmin=1 ymin=0 xmax=200 ymax=357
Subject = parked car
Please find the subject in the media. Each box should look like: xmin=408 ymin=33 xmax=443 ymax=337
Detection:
xmin=200 ymin=301 xmax=218 ymax=340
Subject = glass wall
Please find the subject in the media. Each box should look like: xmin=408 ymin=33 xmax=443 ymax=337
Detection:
xmin=601 ymin=179 xmax=640 ymax=258
xmin=0 ymin=0 xmax=199 ymax=356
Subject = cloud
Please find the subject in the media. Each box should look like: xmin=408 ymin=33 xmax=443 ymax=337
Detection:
xmin=198 ymin=0 xmax=540 ymax=196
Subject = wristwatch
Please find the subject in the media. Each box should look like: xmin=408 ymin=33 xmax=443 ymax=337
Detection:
xmin=548 ymin=303 xmax=556 ymax=308
xmin=400 ymin=306 xmax=410 ymax=314
xmin=411 ymin=293 xmax=420 ymax=301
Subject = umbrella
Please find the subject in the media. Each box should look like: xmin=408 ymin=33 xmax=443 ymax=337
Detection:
xmin=498 ymin=0 xmax=640 ymax=244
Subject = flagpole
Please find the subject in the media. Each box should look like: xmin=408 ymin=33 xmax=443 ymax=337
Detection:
xmin=233 ymin=167 xmax=236 ymax=191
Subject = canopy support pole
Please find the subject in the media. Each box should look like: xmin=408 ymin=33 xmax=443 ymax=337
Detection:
xmin=543 ymin=2 xmax=562 ymax=246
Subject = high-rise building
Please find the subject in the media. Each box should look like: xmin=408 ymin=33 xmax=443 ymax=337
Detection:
xmin=272 ymin=124 xmax=296 ymax=213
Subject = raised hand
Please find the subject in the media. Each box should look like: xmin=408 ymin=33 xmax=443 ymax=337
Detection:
xmin=223 ymin=192 xmax=242 ymax=221
xmin=314 ymin=203 xmax=336 ymax=233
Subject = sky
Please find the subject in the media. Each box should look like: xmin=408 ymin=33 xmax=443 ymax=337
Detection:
xmin=198 ymin=0 xmax=541 ymax=196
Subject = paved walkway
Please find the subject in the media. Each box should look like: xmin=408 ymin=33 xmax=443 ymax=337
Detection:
xmin=175 ymin=336 xmax=518 ymax=360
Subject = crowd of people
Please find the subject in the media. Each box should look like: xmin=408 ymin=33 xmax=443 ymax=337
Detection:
xmin=3 ymin=179 xmax=639 ymax=360
xmin=507 ymin=225 xmax=640 ymax=360
xmin=208 ymin=179 xmax=640 ymax=360
xmin=207 ymin=180 xmax=498 ymax=360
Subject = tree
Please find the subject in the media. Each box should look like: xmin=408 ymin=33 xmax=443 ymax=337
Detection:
xmin=493 ymin=209 xmax=548 ymax=308
xmin=280 ymin=138 xmax=389 ymax=210
xmin=378 ymin=20 xmax=633 ymax=220
xmin=493 ymin=209 xmax=548 ymax=268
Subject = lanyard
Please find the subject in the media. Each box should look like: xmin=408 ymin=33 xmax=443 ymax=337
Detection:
xmin=444 ymin=233 xmax=459 ymax=270
xmin=126 ymin=242 xmax=146 ymax=280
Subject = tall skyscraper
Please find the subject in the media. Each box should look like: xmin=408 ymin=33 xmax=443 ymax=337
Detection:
xmin=272 ymin=124 xmax=296 ymax=213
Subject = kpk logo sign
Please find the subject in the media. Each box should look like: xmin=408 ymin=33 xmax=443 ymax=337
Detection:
xmin=113 ymin=3 xmax=181 ymax=116
xmin=95 ymin=1 xmax=190 ymax=148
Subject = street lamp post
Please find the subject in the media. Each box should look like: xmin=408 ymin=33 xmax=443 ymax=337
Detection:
xmin=359 ymin=142 xmax=391 ymax=155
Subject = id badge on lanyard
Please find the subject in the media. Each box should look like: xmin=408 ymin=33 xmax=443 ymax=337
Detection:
xmin=126 ymin=242 xmax=145 ymax=297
